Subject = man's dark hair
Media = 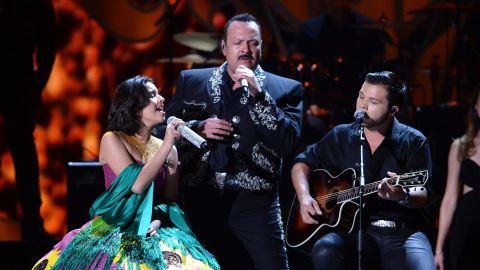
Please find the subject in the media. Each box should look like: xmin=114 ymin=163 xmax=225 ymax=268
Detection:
xmin=365 ymin=71 xmax=407 ymax=109
xmin=223 ymin=13 xmax=261 ymax=42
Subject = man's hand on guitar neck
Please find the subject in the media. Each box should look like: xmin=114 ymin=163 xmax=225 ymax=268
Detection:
xmin=377 ymin=171 xmax=427 ymax=207
xmin=298 ymin=194 xmax=322 ymax=224
xmin=377 ymin=171 xmax=407 ymax=202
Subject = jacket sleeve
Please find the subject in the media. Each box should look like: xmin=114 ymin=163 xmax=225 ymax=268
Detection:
xmin=248 ymin=80 xmax=303 ymax=157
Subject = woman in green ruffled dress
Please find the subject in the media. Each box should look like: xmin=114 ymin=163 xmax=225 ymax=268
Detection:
xmin=32 ymin=75 xmax=219 ymax=270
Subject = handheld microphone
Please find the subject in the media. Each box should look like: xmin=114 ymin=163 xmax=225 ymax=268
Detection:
xmin=167 ymin=117 xmax=208 ymax=149
xmin=240 ymin=79 xmax=249 ymax=94
xmin=354 ymin=109 xmax=366 ymax=123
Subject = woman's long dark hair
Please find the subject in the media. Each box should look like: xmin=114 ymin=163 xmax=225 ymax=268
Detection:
xmin=458 ymin=84 xmax=480 ymax=160
xmin=107 ymin=75 xmax=155 ymax=135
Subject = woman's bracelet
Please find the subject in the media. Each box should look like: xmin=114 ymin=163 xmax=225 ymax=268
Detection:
xmin=435 ymin=250 xmax=443 ymax=255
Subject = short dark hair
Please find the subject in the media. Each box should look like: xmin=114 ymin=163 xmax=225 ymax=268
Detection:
xmin=107 ymin=75 xmax=155 ymax=135
xmin=365 ymin=71 xmax=407 ymax=109
xmin=223 ymin=13 xmax=261 ymax=42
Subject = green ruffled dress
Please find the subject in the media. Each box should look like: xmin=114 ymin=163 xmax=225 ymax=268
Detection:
xmin=32 ymin=164 xmax=219 ymax=270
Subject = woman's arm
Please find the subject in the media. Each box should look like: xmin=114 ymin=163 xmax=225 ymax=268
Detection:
xmin=160 ymin=146 xmax=179 ymax=202
xmin=434 ymin=139 xmax=462 ymax=270
xmin=99 ymin=121 xmax=182 ymax=194
xmin=132 ymin=122 xmax=181 ymax=194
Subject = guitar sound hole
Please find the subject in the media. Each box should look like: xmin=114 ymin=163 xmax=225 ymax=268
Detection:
xmin=325 ymin=192 xmax=338 ymax=211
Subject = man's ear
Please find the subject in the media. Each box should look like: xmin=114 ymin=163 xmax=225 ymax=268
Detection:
xmin=221 ymin=40 xmax=226 ymax=55
xmin=390 ymin=106 xmax=399 ymax=115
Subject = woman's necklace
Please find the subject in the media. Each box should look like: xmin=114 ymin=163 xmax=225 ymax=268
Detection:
xmin=117 ymin=131 xmax=161 ymax=163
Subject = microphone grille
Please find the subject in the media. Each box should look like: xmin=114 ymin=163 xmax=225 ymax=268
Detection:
xmin=354 ymin=110 xmax=365 ymax=123
xmin=240 ymin=79 xmax=248 ymax=87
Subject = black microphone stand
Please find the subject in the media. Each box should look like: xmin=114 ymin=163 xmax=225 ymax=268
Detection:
xmin=357 ymin=126 xmax=366 ymax=270
xmin=154 ymin=0 xmax=181 ymax=93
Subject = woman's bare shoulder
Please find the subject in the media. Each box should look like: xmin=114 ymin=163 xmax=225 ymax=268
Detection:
xmin=99 ymin=131 xmax=126 ymax=163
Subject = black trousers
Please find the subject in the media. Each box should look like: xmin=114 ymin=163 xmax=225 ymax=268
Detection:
xmin=183 ymin=184 xmax=289 ymax=270
xmin=311 ymin=225 xmax=435 ymax=270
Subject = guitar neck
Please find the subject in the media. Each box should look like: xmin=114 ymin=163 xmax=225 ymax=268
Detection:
xmin=337 ymin=181 xmax=381 ymax=202
xmin=335 ymin=171 xmax=427 ymax=203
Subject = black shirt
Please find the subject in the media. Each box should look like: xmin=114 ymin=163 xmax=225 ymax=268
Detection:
xmin=208 ymin=72 xmax=243 ymax=172
xmin=293 ymin=118 xmax=433 ymax=229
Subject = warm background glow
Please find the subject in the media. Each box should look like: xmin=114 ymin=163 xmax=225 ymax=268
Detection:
xmin=0 ymin=0 xmax=469 ymax=240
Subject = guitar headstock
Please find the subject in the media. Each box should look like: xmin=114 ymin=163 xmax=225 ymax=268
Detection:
xmin=392 ymin=170 xmax=429 ymax=187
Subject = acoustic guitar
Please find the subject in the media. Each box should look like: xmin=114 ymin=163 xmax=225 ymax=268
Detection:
xmin=285 ymin=168 xmax=429 ymax=251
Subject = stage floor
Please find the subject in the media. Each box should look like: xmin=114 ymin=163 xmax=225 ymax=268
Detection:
xmin=0 ymin=240 xmax=55 ymax=270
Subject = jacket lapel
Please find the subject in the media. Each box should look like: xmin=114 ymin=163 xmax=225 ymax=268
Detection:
xmin=207 ymin=64 xmax=224 ymax=116
xmin=206 ymin=63 xmax=267 ymax=117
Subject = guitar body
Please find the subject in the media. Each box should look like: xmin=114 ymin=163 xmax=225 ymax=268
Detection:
xmin=286 ymin=168 xmax=359 ymax=251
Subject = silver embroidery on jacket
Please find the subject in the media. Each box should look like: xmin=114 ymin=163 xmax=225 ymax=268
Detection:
xmin=183 ymin=100 xmax=207 ymax=110
xmin=224 ymin=170 xmax=274 ymax=191
xmin=207 ymin=64 xmax=279 ymax=191
xmin=208 ymin=62 xmax=226 ymax=104
xmin=201 ymin=151 xmax=210 ymax=162
xmin=252 ymin=143 xmax=279 ymax=174
xmin=185 ymin=120 xmax=196 ymax=129
xmin=219 ymin=143 xmax=281 ymax=191
xmin=249 ymin=92 xmax=278 ymax=130
xmin=208 ymin=63 xmax=266 ymax=104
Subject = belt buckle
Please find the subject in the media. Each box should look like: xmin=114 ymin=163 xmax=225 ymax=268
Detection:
xmin=371 ymin=220 xmax=396 ymax=228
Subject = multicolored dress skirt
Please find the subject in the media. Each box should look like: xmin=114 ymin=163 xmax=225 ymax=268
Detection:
xmin=32 ymin=217 xmax=219 ymax=269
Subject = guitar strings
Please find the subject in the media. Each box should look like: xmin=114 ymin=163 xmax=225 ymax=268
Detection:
xmin=315 ymin=181 xmax=380 ymax=204
xmin=314 ymin=172 xmax=425 ymax=204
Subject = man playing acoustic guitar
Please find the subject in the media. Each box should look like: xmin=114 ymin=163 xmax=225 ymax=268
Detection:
xmin=290 ymin=71 xmax=435 ymax=270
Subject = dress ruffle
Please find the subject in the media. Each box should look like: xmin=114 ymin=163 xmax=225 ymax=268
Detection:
xmin=32 ymin=217 xmax=219 ymax=270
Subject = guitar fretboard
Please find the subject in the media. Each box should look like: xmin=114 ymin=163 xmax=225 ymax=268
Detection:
xmin=315 ymin=170 xmax=428 ymax=204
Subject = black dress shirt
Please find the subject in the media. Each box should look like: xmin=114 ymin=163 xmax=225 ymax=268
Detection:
xmin=293 ymin=118 xmax=433 ymax=229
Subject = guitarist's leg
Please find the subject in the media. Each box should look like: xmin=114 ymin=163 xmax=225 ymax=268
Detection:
xmin=311 ymin=232 xmax=355 ymax=270
xmin=311 ymin=232 xmax=380 ymax=270
xmin=403 ymin=231 xmax=435 ymax=270
xmin=369 ymin=226 xmax=435 ymax=270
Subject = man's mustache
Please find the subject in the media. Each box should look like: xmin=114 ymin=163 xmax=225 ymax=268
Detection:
xmin=238 ymin=54 xmax=253 ymax=60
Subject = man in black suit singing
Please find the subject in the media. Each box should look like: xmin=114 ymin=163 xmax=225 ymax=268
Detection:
xmin=155 ymin=12 xmax=303 ymax=270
